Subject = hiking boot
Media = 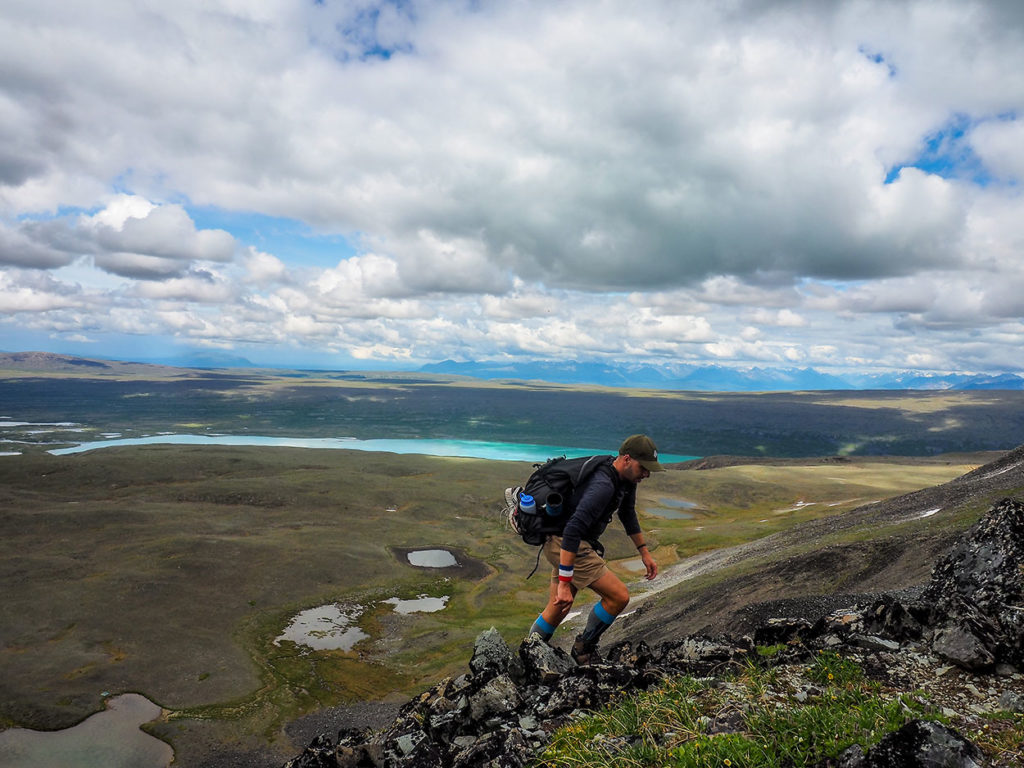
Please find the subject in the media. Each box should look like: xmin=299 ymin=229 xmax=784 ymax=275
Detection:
xmin=503 ymin=486 xmax=522 ymax=530
xmin=571 ymin=634 xmax=600 ymax=666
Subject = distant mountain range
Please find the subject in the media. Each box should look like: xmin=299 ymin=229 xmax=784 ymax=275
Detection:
xmin=418 ymin=359 xmax=1024 ymax=391
xmin=3 ymin=351 xmax=1022 ymax=392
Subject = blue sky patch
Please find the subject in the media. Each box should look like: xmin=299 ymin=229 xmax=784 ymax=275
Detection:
xmin=885 ymin=113 xmax=993 ymax=186
xmin=331 ymin=0 xmax=417 ymax=62
xmin=858 ymin=45 xmax=897 ymax=78
xmin=187 ymin=207 xmax=359 ymax=267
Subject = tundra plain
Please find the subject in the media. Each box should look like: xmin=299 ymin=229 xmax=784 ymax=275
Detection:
xmin=2 ymin=361 xmax=1023 ymax=765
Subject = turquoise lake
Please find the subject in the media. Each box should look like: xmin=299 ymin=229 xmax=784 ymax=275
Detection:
xmin=47 ymin=435 xmax=697 ymax=464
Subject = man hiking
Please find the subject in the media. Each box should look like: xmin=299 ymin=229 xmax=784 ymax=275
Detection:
xmin=517 ymin=434 xmax=663 ymax=664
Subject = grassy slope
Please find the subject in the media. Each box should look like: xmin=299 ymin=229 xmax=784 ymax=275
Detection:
xmin=553 ymin=448 xmax=1024 ymax=768
xmin=0 ymin=444 xmax=1001 ymax=764
xmin=609 ymin=448 xmax=1024 ymax=650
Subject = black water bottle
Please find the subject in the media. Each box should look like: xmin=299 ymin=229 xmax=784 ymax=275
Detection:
xmin=545 ymin=492 xmax=562 ymax=517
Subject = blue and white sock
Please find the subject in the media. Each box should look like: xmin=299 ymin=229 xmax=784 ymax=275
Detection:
xmin=580 ymin=601 xmax=616 ymax=645
xmin=529 ymin=613 xmax=557 ymax=642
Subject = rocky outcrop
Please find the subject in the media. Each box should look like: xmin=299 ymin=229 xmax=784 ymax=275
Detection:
xmin=284 ymin=498 xmax=1024 ymax=768
xmin=284 ymin=632 xmax=664 ymax=768
xmin=284 ymin=627 xmax=769 ymax=768
xmin=771 ymin=496 xmax=1024 ymax=675
xmin=916 ymin=497 xmax=1024 ymax=671
xmin=832 ymin=720 xmax=984 ymax=768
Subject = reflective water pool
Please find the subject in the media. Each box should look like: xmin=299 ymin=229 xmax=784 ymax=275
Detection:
xmin=643 ymin=496 xmax=700 ymax=519
xmin=0 ymin=694 xmax=172 ymax=768
xmin=382 ymin=595 xmax=449 ymax=614
xmin=406 ymin=549 xmax=459 ymax=568
xmin=274 ymin=603 xmax=368 ymax=651
xmin=276 ymin=591 xmax=452 ymax=649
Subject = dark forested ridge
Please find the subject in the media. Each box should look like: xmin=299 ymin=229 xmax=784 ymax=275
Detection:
xmin=3 ymin=358 xmax=1024 ymax=457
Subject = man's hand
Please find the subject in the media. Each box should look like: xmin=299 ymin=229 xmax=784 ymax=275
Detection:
xmin=554 ymin=579 xmax=574 ymax=609
xmin=641 ymin=549 xmax=658 ymax=581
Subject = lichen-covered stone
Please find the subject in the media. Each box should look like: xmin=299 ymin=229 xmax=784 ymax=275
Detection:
xmin=469 ymin=673 xmax=521 ymax=720
xmin=858 ymin=719 xmax=983 ymax=768
xmin=518 ymin=634 xmax=574 ymax=684
xmin=471 ymin=627 xmax=525 ymax=681
xmin=921 ymin=497 xmax=1024 ymax=669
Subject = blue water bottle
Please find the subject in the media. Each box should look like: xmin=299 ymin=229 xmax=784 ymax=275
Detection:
xmin=518 ymin=493 xmax=536 ymax=515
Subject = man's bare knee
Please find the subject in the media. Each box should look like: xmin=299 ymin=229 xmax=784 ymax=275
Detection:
xmin=607 ymin=593 xmax=629 ymax=614
xmin=589 ymin=572 xmax=631 ymax=614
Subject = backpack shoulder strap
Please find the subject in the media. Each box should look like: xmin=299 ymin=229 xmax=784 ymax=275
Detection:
xmin=574 ymin=454 xmax=615 ymax=485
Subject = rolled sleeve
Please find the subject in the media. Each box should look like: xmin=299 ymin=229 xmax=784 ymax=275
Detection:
xmin=616 ymin=484 xmax=642 ymax=537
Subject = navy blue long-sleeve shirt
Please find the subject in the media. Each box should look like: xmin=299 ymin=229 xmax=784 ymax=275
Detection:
xmin=559 ymin=462 xmax=642 ymax=554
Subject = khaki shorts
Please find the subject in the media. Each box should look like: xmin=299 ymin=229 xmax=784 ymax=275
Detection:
xmin=544 ymin=536 xmax=607 ymax=590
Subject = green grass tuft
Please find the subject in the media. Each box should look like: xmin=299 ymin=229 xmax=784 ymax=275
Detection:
xmin=538 ymin=657 xmax=931 ymax=768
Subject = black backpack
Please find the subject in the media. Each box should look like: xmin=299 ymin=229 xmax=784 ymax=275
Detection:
xmin=509 ymin=455 xmax=612 ymax=546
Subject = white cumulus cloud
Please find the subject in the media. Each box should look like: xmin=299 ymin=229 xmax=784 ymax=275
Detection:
xmin=1 ymin=0 xmax=1023 ymax=374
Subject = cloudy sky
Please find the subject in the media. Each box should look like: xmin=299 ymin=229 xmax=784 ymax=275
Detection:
xmin=2 ymin=0 xmax=1023 ymax=373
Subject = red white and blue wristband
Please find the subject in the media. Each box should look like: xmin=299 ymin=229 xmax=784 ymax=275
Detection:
xmin=558 ymin=564 xmax=574 ymax=583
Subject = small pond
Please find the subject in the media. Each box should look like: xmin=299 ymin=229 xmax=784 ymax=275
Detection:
xmin=276 ymin=593 xmax=451 ymax=650
xmin=391 ymin=546 xmax=490 ymax=579
xmin=0 ymin=693 xmax=172 ymax=768
xmin=406 ymin=549 xmax=459 ymax=568
xmin=383 ymin=595 xmax=449 ymax=614
xmin=274 ymin=603 xmax=368 ymax=651
xmin=643 ymin=496 xmax=700 ymax=519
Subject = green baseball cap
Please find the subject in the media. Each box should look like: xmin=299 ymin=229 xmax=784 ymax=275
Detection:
xmin=619 ymin=434 xmax=665 ymax=472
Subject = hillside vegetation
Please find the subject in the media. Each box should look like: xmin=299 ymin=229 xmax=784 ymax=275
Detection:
xmin=0 ymin=444 xmax=1014 ymax=766
xmin=285 ymin=449 xmax=1024 ymax=768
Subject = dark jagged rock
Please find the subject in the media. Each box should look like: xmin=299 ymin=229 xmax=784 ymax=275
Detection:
xmin=518 ymin=634 xmax=573 ymax=683
xmin=997 ymin=690 xmax=1024 ymax=713
xmin=658 ymin=634 xmax=751 ymax=673
xmin=754 ymin=616 xmax=815 ymax=645
xmin=284 ymin=497 xmax=1024 ymax=768
xmin=931 ymin=613 xmax=998 ymax=671
xmin=282 ymin=627 xmax=672 ymax=768
xmin=468 ymin=673 xmax=521 ymax=720
xmin=286 ymin=734 xmax=340 ymax=768
xmin=860 ymin=595 xmax=925 ymax=642
xmin=823 ymin=720 xmax=984 ymax=768
xmin=804 ymin=499 xmax=1024 ymax=672
xmin=603 ymin=638 xmax=653 ymax=667
xmin=450 ymin=729 xmax=532 ymax=768
xmin=470 ymin=627 xmax=525 ymax=682
xmin=918 ymin=497 xmax=1024 ymax=670
xmin=853 ymin=719 xmax=983 ymax=767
